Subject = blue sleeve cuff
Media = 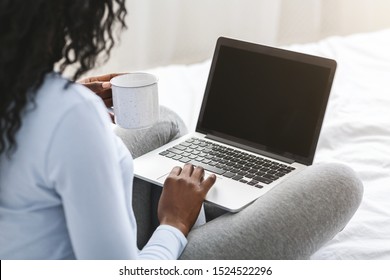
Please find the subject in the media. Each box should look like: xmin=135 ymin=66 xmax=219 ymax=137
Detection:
xmin=138 ymin=224 xmax=188 ymax=259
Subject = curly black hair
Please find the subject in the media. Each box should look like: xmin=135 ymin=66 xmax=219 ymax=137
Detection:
xmin=0 ymin=0 xmax=127 ymax=156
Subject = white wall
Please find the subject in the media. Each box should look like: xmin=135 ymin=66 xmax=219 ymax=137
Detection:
xmin=86 ymin=0 xmax=390 ymax=76
xmin=277 ymin=0 xmax=390 ymax=45
xmin=91 ymin=0 xmax=281 ymax=74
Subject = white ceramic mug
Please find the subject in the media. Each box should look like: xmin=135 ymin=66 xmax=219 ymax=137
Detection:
xmin=110 ymin=73 xmax=159 ymax=129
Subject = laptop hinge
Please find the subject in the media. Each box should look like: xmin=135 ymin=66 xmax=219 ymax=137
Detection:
xmin=205 ymin=134 xmax=295 ymax=164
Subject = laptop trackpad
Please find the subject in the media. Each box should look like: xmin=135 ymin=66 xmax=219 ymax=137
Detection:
xmin=155 ymin=172 xmax=263 ymax=212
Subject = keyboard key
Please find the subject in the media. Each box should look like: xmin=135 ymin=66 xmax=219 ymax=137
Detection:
xmin=230 ymin=168 xmax=240 ymax=174
xmin=247 ymin=168 xmax=258 ymax=174
xmin=225 ymin=161 xmax=236 ymax=167
xmin=255 ymin=176 xmax=272 ymax=184
xmin=277 ymin=167 xmax=291 ymax=173
xmin=172 ymin=155 xmax=182 ymax=160
xmin=269 ymin=163 xmax=279 ymax=169
xmin=189 ymin=160 xmax=226 ymax=175
xmin=233 ymin=163 xmax=243 ymax=169
xmin=159 ymin=151 xmax=169 ymax=156
xmin=179 ymin=157 xmax=191 ymax=163
xmin=237 ymin=170 xmax=248 ymax=176
xmin=216 ymin=163 xmax=226 ymax=169
xmin=174 ymin=145 xmax=187 ymax=151
xmin=255 ymin=171 xmax=266 ymax=177
xmin=274 ymin=172 xmax=286 ymax=178
xmin=223 ymin=166 xmax=234 ymax=171
xmin=232 ymin=175 xmax=243 ymax=181
xmin=263 ymin=173 xmax=278 ymax=181
xmin=254 ymin=184 xmax=264 ymax=189
xmin=223 ymin=172 xmax=235 ymax=178
xmin=239 ymin=179 xmax=249 ymax=183
xmin=247 ymin=180 xmax=258 ymax=186
xmin=168 ymin=148 xmax=183 ymax=155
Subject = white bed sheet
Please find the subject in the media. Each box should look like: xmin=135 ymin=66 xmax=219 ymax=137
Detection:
xmin=146 ymin=29 xmax=390 ymax=259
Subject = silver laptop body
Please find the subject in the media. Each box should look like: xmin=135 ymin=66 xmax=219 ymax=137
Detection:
xmin=134 ymin=37 xmax=337 ymax=212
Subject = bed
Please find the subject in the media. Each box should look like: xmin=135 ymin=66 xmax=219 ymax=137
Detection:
xmin=143 ymin=29 xmax=390 ymax=260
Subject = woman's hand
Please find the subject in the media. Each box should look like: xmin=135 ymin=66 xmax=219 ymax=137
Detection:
xmin=78 ymin=73 xmax=125 ymax=123
xmin=78 ymin=73 xmax=124 ymax=108
xmin=158 ymin=164 xmax=216 ymax=236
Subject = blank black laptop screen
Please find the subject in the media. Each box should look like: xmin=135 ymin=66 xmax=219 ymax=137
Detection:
xmin=197 ymin=38 xmax=336 ymax=165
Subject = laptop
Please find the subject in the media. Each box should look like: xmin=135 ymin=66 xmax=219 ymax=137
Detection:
xmin=134 ymin=37 xmax=337 ymax=212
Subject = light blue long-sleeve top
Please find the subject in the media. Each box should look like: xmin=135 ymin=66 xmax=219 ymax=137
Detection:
xmin=0 ymin=73 xmax=187 ymax=259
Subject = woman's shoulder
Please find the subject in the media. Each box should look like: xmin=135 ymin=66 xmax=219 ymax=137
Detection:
xmin=24 ymin=72 xmax=112 ymax=144
xmin=33 ymin=72 xmax=111 ymax=126
xmin=37 ymin=73 xmax=102 ymax=112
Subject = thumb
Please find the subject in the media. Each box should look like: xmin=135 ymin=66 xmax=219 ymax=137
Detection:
xmin=200 ymin=174 xmax=217 ymax=195
xmin=102 ymin=82 xmax=111 ymax=89
xmin=82 ymin=82 xmax=105 ymax=93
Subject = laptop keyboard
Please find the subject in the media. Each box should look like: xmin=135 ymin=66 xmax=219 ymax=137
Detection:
xmin=159 ymin=137 xmax=295 ymax=189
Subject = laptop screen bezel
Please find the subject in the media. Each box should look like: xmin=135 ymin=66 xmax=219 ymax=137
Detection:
xmin=195 ymin=37 xmax=337 ymax=165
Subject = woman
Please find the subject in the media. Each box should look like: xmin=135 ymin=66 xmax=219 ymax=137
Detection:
xmin=0 ymin=0 xmax=363 ymax=259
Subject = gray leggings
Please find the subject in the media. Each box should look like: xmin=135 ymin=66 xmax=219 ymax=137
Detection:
xmin=115 ymin=107 xmax=363 ymax=259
